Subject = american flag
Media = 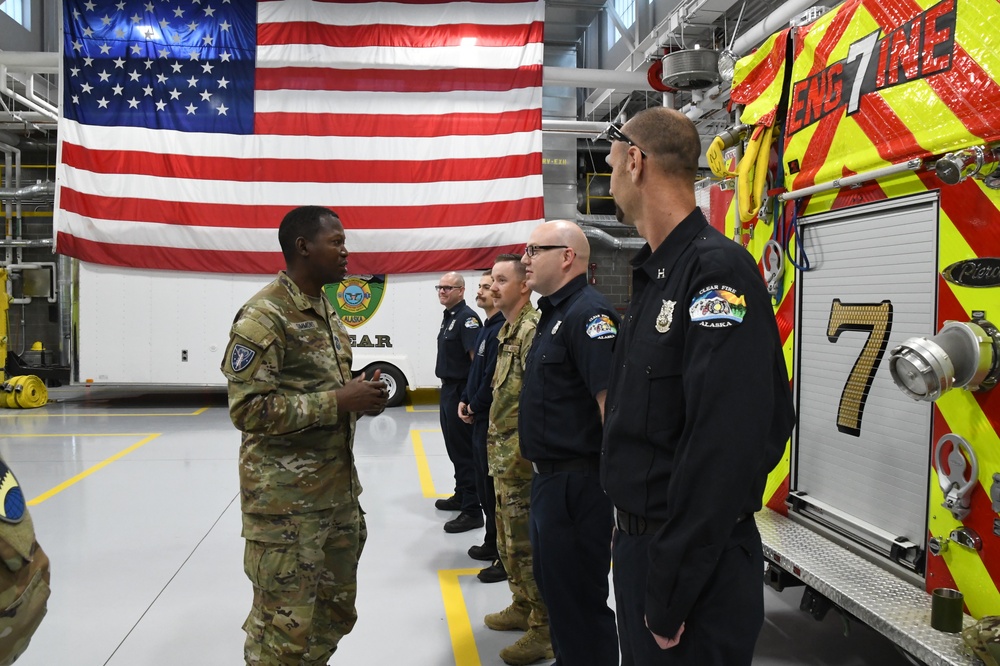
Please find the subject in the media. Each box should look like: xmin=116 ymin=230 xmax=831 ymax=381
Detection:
xmin=55 ymin=0 xmax=545 ymax=274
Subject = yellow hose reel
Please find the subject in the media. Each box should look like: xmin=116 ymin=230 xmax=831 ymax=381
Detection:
xmin=1 ymin=376 xmax=48 ymax=409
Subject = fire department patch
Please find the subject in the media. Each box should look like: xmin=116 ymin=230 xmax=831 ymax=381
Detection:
xmin=0 ymin=460 xmax=25 ymax=524
xmin=689 ymin=285 xmax=747 ymax=328
xmin=464 ymin=317 xmax=480 ymax=329
xmin=585 ymin=314 xmax=618 ymax=339
xmin=326 ymin=275 xmax=387 ymax=329
xmin=231 ymin=343 xmax=257 ymax=372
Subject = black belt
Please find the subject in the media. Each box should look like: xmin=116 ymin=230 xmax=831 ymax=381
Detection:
xmin=615 ymin=508 xmax=751 ymax=536
xmin=530 ymin=457 xmax=599 ymax=475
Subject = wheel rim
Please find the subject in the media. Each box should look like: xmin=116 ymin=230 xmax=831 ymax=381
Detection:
xmin=381 ymin=373 xmax=398 ymax=399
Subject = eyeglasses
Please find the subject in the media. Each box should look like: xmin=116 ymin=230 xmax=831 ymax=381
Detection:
xmin=598 ymin=124 xmax=647 ymax=159
xmin=435 ymin=285 xmax=460 ymax=292
xmin=524 ymin=244 xmax=569 ymax=258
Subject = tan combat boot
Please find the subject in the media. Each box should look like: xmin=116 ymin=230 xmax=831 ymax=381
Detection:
xmin=484 ymin=603 xmax=530 ymax=631
xmin=499 ymin=626 xmax=554 ymax=665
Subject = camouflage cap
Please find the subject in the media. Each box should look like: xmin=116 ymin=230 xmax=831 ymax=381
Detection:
xmin=962 ymin=616 xmax=1000 ymax=666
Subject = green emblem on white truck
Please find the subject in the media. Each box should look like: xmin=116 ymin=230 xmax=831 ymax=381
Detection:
xmin=327 ymin=275 xmax=387 ymax=328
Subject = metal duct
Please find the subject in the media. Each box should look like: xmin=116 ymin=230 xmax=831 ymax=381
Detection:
xmin=582 ymin=226 xmax=646 ymax=251
xmin=0 ymin=182 xmax=55 ymax=199
xmin=543 ymin=66 xmax=653 ymax=92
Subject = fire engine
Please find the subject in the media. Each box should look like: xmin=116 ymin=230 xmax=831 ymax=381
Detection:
xmin=710 ymin=0 xmax=1000 ymax=662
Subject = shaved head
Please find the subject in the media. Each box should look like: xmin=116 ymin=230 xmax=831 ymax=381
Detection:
xmin=522 ymin=220 xmax=591 ymax=296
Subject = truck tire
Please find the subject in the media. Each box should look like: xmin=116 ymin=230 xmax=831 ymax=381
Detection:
xmin=364 ymin=363 xmax=407 ymax=408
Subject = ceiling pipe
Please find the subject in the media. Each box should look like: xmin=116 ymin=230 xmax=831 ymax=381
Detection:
xmin=542 ymin=119 xmax=607 ymax=138
xmin=0 ymin=182 xmax=55 ymax=199
xmin=581 ymin=227 xmax=646 ymax=251
xmin=544 ymin=66 xmax=653 ymax=92
xmin=0 ymin=66 xmax=58 ymax=123
xmin=0 ymin=51 xmax=59 ymax=72
xmin=731 ymin=0 xmax=819 ymax=55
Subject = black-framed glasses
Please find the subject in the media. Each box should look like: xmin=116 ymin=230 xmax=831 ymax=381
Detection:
xmin=435 ymin=285 xmax=460 ymax=292
xmin=524 ymin=244 xmax=569 ymax=258
xmin=599 ymin=123 xmax=647 ymax=158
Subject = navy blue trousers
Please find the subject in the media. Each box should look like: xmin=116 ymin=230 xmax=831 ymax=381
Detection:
xmin=471 ymin=417 xmax=497 ymax=547
xmin=612 ymin=521 xmax=764 ymax=666
xmin=529 ymin=471 xmax=618 ymax=666
xmin=439 ymin=382 xmax=480 ymax=513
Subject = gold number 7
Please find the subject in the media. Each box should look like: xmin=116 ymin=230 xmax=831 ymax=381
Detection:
xmin=826 ymin=300 xmax=894 ymax=437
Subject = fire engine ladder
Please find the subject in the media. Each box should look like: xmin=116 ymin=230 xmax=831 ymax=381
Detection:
xmin=757 ymin=508 xmax=977 ymax=665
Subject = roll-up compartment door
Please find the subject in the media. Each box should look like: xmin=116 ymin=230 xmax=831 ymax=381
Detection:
xmin=792 ymin=192 xmax=938 ymax=571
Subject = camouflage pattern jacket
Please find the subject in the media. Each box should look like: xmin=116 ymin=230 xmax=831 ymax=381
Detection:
xmin=487 ymin=301 xmax=538 ymax=479
xmin=222 ymin=272 xmax=360 ymax=515
xmin=0 ymin=460 xmax=49 ymax=666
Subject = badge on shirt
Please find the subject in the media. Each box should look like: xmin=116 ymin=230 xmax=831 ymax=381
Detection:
xmin=478 ymin=339 xmax=486 ymax=355
xmin=655 ymin=300 xmax=676 ymax=333
xmin=0 ymin=460 xmax=25 ymax=524
xmin=231 ymin=343 xmax=257 ymax=372
xmin=551 ymin=320 xmax=562 ymax=335
xmin=689 ymin=285 xmax=747 ymax=328
xmin=448 ymin=320 xmax=456 ymax=331
xmin=585 ymin=314 xmax=618 ymax=339
xmin=465 ymin=317 xmax=480 ymax=329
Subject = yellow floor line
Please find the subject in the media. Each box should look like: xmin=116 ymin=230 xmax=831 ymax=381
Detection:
xmin=27 ymin=433 xmax=161 ymax=506
xmin=405 ymin=405 xmax=439 ymax=413
xmin=0 ymin=407 xmax=212 ymax=418
xmin=439 ymin=568 xmax=485 ymax=666
xmin=411 ymin=429 xmax=450 ymax=499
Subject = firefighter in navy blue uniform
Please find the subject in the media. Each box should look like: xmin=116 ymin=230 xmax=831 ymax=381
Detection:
xmin=435 ymin=272 xmax=484 ymax=533
xmin=518 ymin=220 xmax=620 ymax=666
xmin=599 ymin=107 xmax=795 ymax=666
xmin=458 ymin=270 xmax=507 ymax=580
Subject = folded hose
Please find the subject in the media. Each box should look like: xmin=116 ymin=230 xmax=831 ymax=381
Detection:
xmin=736 ymin=123 xmax=777 ymax=224
xmin=1 ymin=376 xmax=48 ymax=409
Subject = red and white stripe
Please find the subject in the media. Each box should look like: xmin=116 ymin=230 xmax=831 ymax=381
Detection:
xmin=56 ymin=0 xmax=545 ymax=275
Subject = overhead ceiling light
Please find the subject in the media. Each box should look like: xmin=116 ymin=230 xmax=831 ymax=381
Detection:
xmin=660 ymin=49 xmax=720 ymax=91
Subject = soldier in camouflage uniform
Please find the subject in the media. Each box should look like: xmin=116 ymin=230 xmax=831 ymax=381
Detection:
xmin=222 ymin=206 xmax=388 ymax=666
xmin=0 ymin=458 xmax=49 ymax=666
xmin=484 ymin=254 xmax=553 ymax=666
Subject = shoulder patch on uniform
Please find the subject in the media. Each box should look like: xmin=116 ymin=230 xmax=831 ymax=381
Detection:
xmin=689 ymin=285 xmax=746 ymax=328
xmin=0 ymin=460 xmax=26 ymax=524
xmin=464 ymin=317 xmax=480 ymax=329
xmin=585 ymin=313 xmax=618 ymax=339
xmin=230 ymin=343 xmax=257 ymax=373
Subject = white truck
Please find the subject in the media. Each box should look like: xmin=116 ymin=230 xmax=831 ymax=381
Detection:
xmin=75 ymin=262 xmax=484 ymax=406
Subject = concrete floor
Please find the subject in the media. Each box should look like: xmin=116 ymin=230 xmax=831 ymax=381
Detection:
xmin=0 ymin=388 xmax=914 ymax=666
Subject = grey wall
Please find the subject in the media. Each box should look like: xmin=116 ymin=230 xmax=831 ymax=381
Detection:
xmin=0 ymin=0 xmax=57 ymax=52
xmin=589 ymin=243 xmax=634 ymax=312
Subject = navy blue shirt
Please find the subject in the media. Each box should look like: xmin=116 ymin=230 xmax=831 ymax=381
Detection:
xmin=519 ymin=274 xmax=619 ymax=462
xmin=601 ymin=208 xmax=795 ymax=638
xmin=435 ymin=302 xmax=481 ymax=382
xmin=461 ymin=310 xmax=505 ymax=415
